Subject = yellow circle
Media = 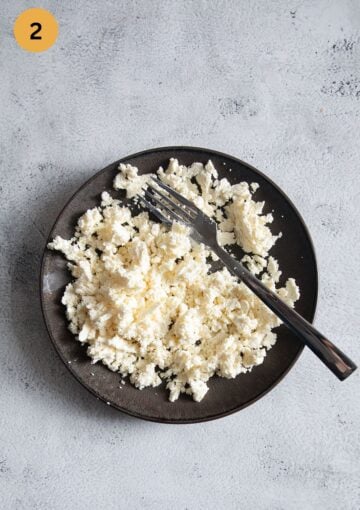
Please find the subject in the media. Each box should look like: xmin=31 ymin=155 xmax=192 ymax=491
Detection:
xmin=13 ymin=8 xmax=58 ymax=52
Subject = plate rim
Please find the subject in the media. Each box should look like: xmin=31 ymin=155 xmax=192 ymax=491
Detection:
xmin=40 ymin=145 xmax=319 ymax=424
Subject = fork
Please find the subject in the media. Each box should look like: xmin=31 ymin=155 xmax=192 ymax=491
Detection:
xmin=139 ymin=177 xmax=357 ymax=380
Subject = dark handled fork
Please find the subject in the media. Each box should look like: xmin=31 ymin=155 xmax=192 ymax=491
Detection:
xmin=139 ymin=177 xmax=357 ymax=380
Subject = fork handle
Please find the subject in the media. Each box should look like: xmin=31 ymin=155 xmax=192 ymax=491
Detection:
xmin=213 ymin=245 xmax=357 ymax=380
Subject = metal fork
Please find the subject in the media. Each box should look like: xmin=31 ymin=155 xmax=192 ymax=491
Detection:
xmin=139 ymin=177 xmax=356 ymax=380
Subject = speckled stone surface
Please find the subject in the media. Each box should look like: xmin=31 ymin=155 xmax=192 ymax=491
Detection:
xmin=1 ymin=1 xmax=359 ymax=509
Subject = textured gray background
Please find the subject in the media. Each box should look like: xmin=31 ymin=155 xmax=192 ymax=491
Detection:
xmin=1 ymin=1 xmax=359 ymax=509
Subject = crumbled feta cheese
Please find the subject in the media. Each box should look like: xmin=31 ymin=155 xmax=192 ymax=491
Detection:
xmin=114 ymin=164 xmax=154 ymax=198
xmin=48 ymin=159 xmax=300 ymax=402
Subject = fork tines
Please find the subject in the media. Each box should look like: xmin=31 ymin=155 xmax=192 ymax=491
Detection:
xmin=150 ymin=177 xmax=197 ymax=214
xmin=141 ymin=178 xmax=197 ymax=225
xmin=138 ymin=194 xmax=172 ymax=225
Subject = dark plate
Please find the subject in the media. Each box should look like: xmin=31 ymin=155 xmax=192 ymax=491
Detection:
xmin=40 ymin=146 xmax=318 ymax=423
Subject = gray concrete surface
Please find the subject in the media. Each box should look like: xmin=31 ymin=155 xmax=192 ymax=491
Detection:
xmin=1 ymin=1 xmax=359 ymax=508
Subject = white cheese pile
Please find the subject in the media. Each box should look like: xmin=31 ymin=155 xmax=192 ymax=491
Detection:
xmin=48 ymin=159 xmax=300 ymax=402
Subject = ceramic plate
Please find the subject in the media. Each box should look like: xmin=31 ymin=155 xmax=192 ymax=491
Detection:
xmin=40 ymin=146 xmax=318 ymax=423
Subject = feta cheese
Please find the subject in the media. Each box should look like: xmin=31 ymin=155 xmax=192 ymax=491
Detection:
xmin=48 ymin=159 xmax=300 ymax=402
